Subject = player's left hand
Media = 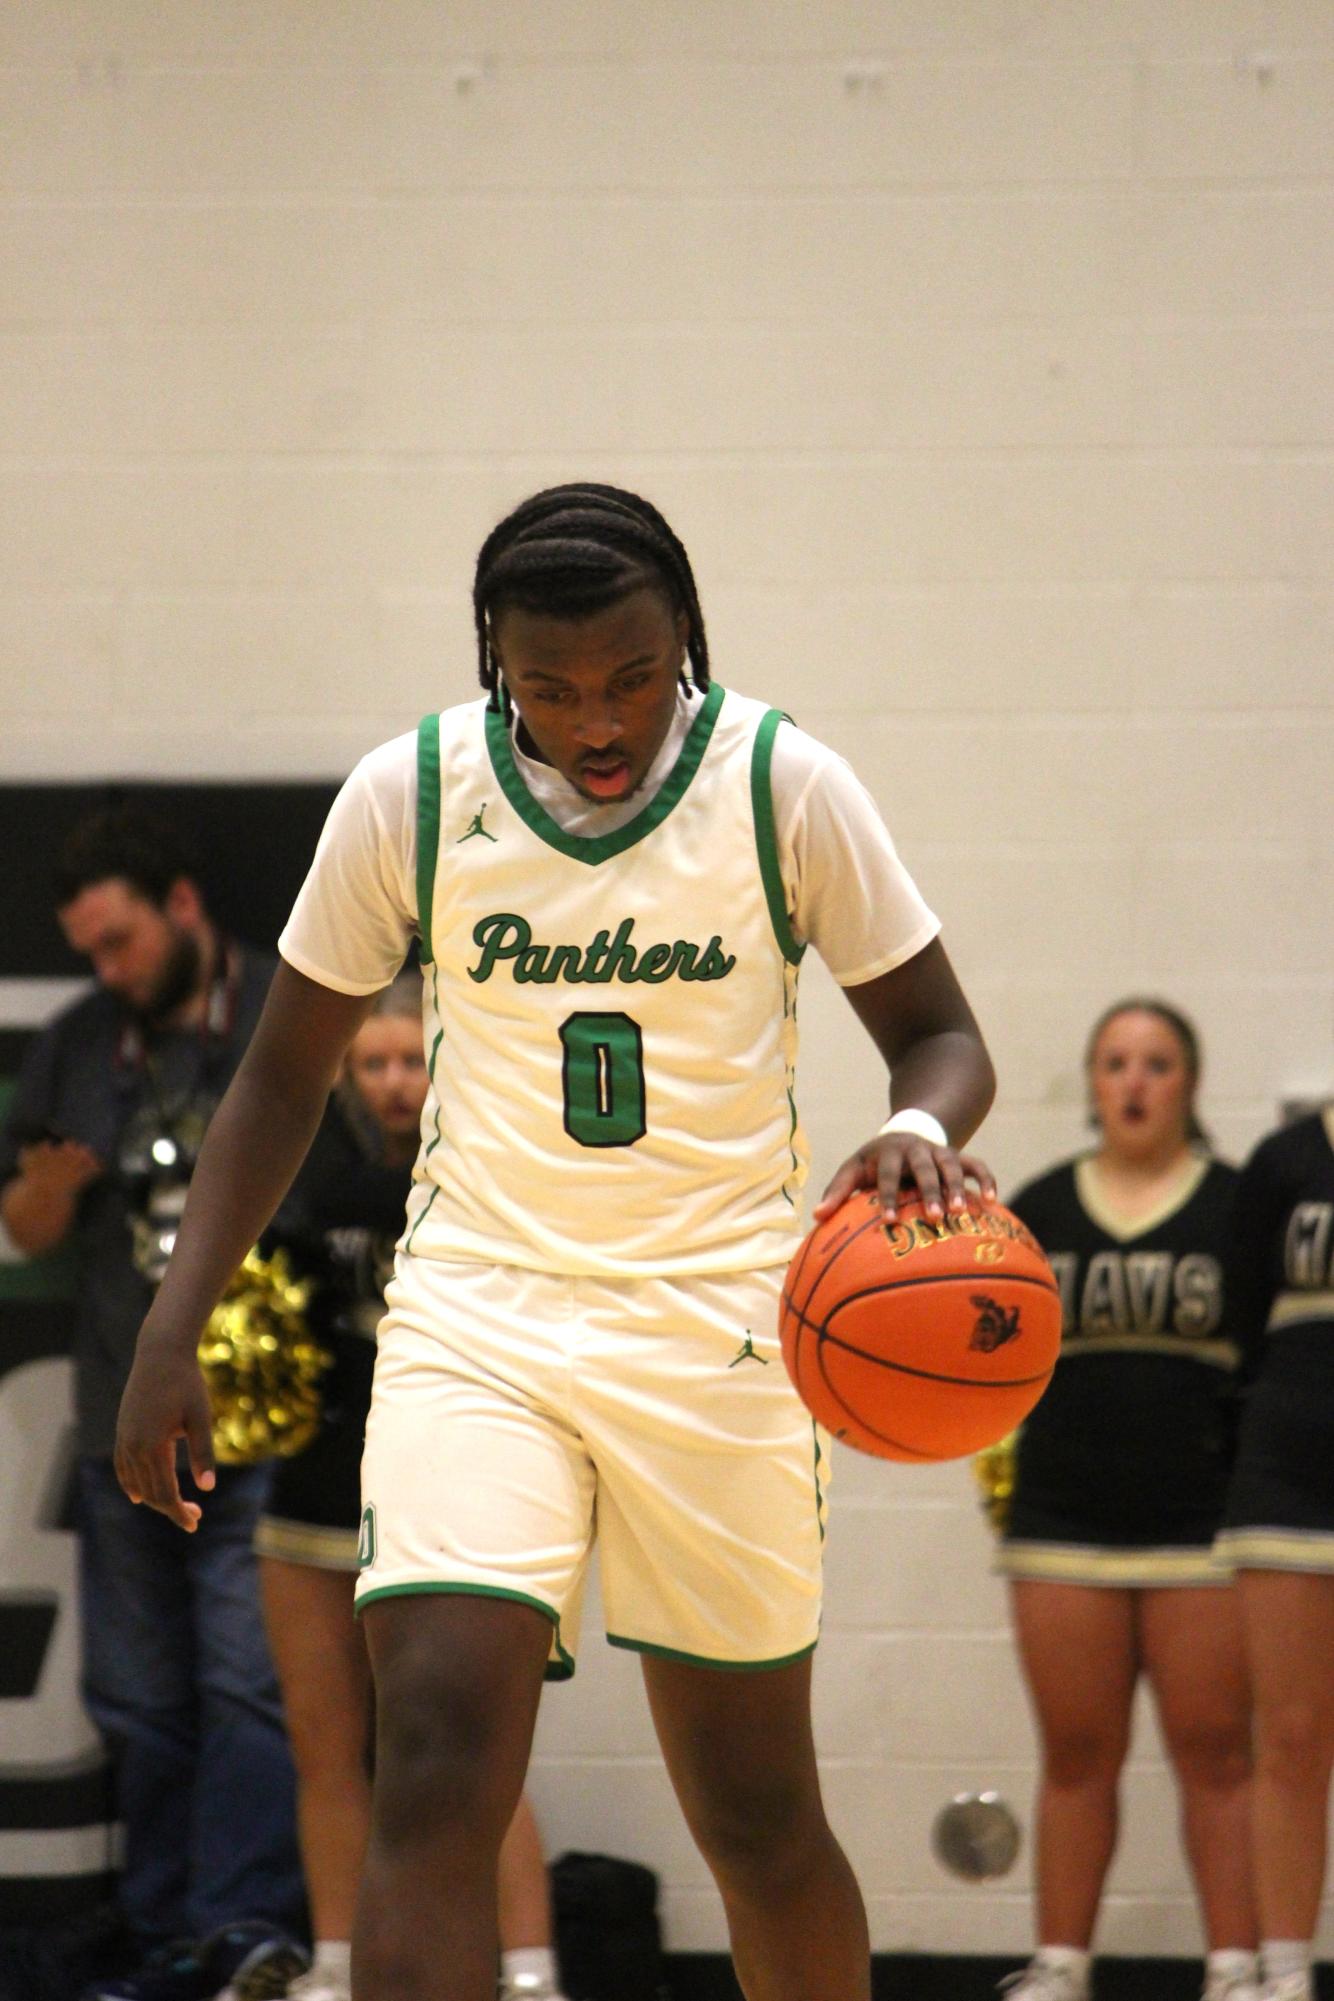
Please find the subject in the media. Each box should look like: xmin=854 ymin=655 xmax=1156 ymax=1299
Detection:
xmin=814 ymin=1134 xmax=997 ymax=1226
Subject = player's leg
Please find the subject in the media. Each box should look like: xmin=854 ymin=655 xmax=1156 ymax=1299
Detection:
xmin=643 ymin=1652 xmax=869 ymax=2001
xmin=1139 ymin=1583 xmax=1255 ymax=1953
xmin=355 ymin=1592 xmax=553 ymax=2001
xmin=1009 ymin=1580 xmax=1139 ymax=1950
xmin=582 ymin=1265 xmax=846 ymax=1996
xmin=350 ymin=1257 xmax=596 ymax=2000
xmin=1236 ymin=1569 xmax=1334 ymax=1943
xmin=259 ymin=1557 xmax=370 ymax=1948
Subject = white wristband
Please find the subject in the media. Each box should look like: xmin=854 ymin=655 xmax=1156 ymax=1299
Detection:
xmin=877 ymin=1108 xmax=948 ymax=1148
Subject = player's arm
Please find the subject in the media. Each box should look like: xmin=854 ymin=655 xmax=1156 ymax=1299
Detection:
xmin=815 ymin=936 xmax=997 ymax=1225
xmin=778 ymin=731 xmax=995 ymax=1224
xmin=115 ymin=963 xmax=374 ymax=1531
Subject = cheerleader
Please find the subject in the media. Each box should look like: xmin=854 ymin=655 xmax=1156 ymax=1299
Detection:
xmin=1215 ymin=1105 xmax=1334 ymax=2001
xmin=996 ymin=1001 xmax=1256 ymax=2001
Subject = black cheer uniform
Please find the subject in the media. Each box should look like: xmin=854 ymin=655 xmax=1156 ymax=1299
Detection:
xmin=997 ymin=1153 xmax=1240 ymax=1587
xmin=1215 ymin=1108 xmax=1334 ymax=1573
xmin=255 ymin=1101 xmax=413 ymax=1571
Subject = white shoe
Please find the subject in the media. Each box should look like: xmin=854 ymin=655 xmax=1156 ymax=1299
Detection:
xmin=1204 ymin=1977 xmax=1262 ymax=2001
xmin=1260 ymin=1979 xmax=1314 ymax=2001
xmin=283 ymin=1972 xmax=351 ymax=2001
xmin=499 ymin=1980 xmax=569 ymax=2001
xmin=999 ymin=1963 xmax=1088 ymax=2001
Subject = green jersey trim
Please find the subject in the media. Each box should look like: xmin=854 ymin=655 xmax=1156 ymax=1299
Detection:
xmin=403 ymin=967 xmax=444 ymax=1254
xmin=415 ymin=712 xmax=443 ymax=963
xmin=483 ymin=681 xmax=725 ymax=864
xmin=606 ymin=1632 xmax=818 ymax=1672
xmin=750 ymin=709 xmax=805 ymax=966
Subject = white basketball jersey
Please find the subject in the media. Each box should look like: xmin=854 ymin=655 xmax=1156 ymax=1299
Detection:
xmin=402 ymin=683 xmax=807 ymax=1277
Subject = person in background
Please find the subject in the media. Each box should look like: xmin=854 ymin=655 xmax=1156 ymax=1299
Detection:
xmin=0 ymin=806 xmax=306 ymax=2001
xmin=994 ymin=1001 xmax=1256 ymax=2001
xmin=1214 ymin=1102 xmax=1334 ymax=2001
xmin=256 ymin=977 xmax=568 ymax=2001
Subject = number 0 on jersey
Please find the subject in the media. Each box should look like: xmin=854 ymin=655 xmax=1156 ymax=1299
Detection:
xmin=559 ymin=1012 xmax=647 ymax=1147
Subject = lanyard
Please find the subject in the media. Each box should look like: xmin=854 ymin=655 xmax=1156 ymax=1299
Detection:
xmin=113 ymin=942 xmax=241 ymax=1142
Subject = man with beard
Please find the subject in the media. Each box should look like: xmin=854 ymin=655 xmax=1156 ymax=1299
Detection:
xmin=0 ymin=807 xmax=307 ymax=2001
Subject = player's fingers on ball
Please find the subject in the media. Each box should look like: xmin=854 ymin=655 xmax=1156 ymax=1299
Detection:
xmin=817 ymin=1152 xmax=868 ymax=1216
xmin=876 ymin=1141 xmax=912 ymax=1218
xmin=902 ymin=1141 xmax=945 ymax=1217
xmin=938 ymin=1151 xmax=969 ymax=1213
xmin=959 ymin=1152 xmax=998 ymax=1204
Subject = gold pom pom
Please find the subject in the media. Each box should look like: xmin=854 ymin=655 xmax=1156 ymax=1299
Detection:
xmin=973 ymin=1431 xmax=1016 ymax=1534
xmin=198 ymin=1248 xmax=331 ymax=1466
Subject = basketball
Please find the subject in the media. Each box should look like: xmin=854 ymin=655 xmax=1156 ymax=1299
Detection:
xmin=779 ymin=1190 xmax=1061 ymax=1462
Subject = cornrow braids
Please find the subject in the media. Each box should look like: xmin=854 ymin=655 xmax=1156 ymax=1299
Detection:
xmin=473 ymin=483 xmax=710 ymax=709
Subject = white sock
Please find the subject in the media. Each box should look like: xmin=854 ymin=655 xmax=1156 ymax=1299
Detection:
xmin=1260 ymin=1942 xmax=1311 ymax=1985
xmin=311 ymin=1941 xmax=352 ymax=1978
xmin=501 ymin=1944 xmax=560 ymax=1993
xmin=1206 ymin=1949 xmax=1259 ymax=1982
xmin=1035 ymin=1945 xmax=1092 ymax=1994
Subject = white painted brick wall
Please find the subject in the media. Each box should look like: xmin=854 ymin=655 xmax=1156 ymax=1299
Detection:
xmin=2 ymin=0 xmax=1331 ymax=1960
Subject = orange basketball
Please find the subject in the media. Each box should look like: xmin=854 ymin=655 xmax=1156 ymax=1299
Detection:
xmin=779 ymin=1190 xmax=1061 ymax=1462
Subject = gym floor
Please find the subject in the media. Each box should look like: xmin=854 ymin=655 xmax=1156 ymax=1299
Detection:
xmin=666 ymin=1956 xmax=1334 ymax=2001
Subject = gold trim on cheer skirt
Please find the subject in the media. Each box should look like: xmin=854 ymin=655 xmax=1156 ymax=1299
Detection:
xmin=254 ymin=1514 xmax=360 ymax=1573
xmin=995 ymin=1539 xmax=1233 ymax=1587
xmin=1213 ymin=1527 xmax=1334 ymax=1574
xmin=1266 ymin=1289 xmax=1334 ymax=1332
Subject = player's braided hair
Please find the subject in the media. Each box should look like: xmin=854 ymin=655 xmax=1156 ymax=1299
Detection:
xmin=472 ymin=483 xmax=710 ymax=711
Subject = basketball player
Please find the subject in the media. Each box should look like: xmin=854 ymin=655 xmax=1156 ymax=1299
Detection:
xmin=996 ymin=1003 xmax=1256 ymax=2001
xmin=1214 ymin=1104 xmax=1334 ymax=2001
xmin=114 ymin=483 xmax=997 ymax=2001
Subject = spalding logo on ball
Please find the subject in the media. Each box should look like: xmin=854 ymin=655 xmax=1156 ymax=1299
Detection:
xmin=779 ymin=1191 xmax=1061 ymax=1461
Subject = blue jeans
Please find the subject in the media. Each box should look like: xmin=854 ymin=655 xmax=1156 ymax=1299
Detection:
xmin=77 ymin=1457 xmax=306 ymax=1945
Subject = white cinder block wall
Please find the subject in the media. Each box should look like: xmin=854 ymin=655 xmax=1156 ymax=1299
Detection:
xmin=3 ymin=0 xmax=1332 ymax=1960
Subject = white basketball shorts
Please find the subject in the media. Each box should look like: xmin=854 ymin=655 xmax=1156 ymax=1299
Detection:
xmin=355 ymin=1253 xmax=830 ymax=1675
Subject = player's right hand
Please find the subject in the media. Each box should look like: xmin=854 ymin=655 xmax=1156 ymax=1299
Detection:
xmin=115 ymin=1341 xmax=217 ymax=1533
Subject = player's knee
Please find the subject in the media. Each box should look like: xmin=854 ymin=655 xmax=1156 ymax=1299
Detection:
xmin=690 ymin=1772 xmax=828 ymax=1886
xmin=372 ymin=1680 xmax=507 ymax=1845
